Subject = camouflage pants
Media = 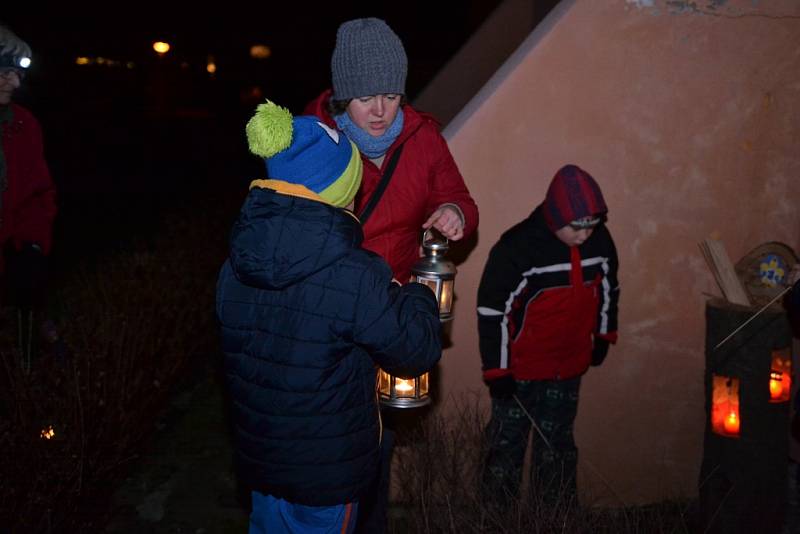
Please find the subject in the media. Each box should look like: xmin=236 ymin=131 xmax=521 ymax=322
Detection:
xmin=482 ymin=377 xmax=581 ymax=506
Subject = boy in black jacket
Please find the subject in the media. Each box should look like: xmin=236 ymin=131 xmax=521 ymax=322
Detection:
xmin=216 ymin=101 xmax=441 ymax=533
xmin=477 ymin=164 xmax=620 ymax=506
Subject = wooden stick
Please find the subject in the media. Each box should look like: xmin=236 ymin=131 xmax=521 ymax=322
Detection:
xmin=714 ymin=285 xmax=791 ymax=350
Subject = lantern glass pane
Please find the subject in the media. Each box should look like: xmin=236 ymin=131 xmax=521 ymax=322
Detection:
xmin=711 ymin=374 xmax=740 ymax=438
xmin=418 ymin=372 xmax=429 ymax=396
xmin=770 ymin=348 xmax=792 ymax=403
xmin=394 ymin=377 xmax=416 ymax=398
xmin=378 ymin=369 xmax=392 ymax=397
xmin=440 ymin=279 xmax=453 ymax=314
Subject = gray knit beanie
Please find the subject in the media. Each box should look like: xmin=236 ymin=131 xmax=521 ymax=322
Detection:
xmin=331 ymin=18 xmax=407 ymax=101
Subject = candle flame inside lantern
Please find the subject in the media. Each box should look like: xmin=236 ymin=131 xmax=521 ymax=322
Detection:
xmin=770 ymin=372 xmax=783 ymax=400
xmin=40 ymin=426 xmax=55 ymax=440
xmin=395 ymin=379 xmax=414 ymax=393
xmin=723 ymin=411 xmax=740 ymax=434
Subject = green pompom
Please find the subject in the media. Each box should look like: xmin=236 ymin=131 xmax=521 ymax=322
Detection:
xmin=246 ymin=100 xmax=294 ymax=158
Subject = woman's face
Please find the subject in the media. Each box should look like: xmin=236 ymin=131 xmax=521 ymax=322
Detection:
xmin=345 ymin=94 xmax=401 ymax=137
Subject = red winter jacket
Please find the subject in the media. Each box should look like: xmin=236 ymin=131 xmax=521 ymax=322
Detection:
xmin=0 ymin=104 xmax=57 ymax=273
xmin=304 ymin=90 xmax=478 ymax=282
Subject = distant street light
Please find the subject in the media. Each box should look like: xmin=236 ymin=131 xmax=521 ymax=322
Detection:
xmin=152 ymin=41 xmax=171 ymax=55
xmin=250 ymin=44 xmax=271 ymax=59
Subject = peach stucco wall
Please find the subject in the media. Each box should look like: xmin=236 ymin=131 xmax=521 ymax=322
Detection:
xmin=438 ymin=0 xmax=800 ymax=505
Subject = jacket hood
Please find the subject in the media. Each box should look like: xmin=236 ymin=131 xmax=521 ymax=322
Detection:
xmin=229 ymin=181 xmax=363 ymax=289
xmin=542 ymin=164 xmax=607 ymax=232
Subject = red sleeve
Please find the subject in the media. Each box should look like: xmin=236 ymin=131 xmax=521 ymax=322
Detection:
xmin=595 ymin=332 xmax=618 ymax=344
xmin=14 ymin=114 xmax=57 ymax=254
xmin=424 ymin=130 xmax=479 ymax=240
xmin=483 ymin=368 xmax=513 ymax=382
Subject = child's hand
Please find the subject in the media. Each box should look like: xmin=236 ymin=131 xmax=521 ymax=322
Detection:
xmin=422 ymin=206 xmax=464 ymax=241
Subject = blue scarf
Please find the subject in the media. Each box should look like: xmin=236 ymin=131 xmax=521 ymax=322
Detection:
xmin=334 ymin=108 xmax=404 ymax=159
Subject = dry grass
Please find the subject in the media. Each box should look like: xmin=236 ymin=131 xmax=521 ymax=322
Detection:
xmin=391 ymin=396 xmax=695 ymax=534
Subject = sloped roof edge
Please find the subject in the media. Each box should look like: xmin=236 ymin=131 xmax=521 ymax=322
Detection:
xmin=443 ymin=0 xmax=576 ymax=140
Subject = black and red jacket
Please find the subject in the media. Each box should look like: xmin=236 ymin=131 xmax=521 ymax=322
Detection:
xmin=477 ymin=206 xmax=619 ymax=382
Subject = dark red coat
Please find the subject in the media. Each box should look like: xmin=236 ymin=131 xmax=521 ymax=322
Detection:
xmin=304 ymin=90 xmax=478 ymax=282
xmin=0 ymin=104 xmax=57 ymax=272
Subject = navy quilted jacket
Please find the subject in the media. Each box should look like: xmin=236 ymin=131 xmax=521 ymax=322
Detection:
xmin=215 ymin=182 xmax=441 ymax=506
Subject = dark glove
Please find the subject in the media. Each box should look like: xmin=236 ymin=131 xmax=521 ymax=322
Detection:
xmin=792 ymin=279 xmax=800 ymax=312
xmin=4 ymin=242 xmax=48 ymax=308
xmin=792 ymin=410 xmax=800 ymax=443
xmin=591 ymin=338 xmax=610 ymax=367
xmin=487 ymin=374 xmax=517 ymax=399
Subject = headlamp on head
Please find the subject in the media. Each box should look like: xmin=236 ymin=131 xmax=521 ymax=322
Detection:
xmin=0 ymin=53 xmax=31 ymax=71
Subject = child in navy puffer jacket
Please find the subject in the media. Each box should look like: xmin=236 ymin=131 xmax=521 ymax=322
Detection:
xmin=216 ymin=101 xmax=442 ymax=534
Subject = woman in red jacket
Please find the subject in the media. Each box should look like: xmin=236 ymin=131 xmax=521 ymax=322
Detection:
xmin=304 ymin=17 xmax=478 ymax=533
xmin=304 ymin=18 xmax=478 ymax=283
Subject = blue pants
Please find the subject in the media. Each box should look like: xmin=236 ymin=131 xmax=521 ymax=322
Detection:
xmin=250 ymin=491 xmax=358 ymax=534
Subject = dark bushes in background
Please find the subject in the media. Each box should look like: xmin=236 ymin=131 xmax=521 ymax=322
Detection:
xmin=0 ymin=198 xmax=229 ymax=532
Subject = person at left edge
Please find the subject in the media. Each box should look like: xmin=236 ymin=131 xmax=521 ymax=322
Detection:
xmin=216 ymin=100 xmax=442 ymax=534
xmin=0 ymin=24 xmax=56 ymax=309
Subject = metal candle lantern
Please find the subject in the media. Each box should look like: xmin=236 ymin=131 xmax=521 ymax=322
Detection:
xmin=377 ymin=369 xmax=431 ymax=408
xmin=377 ymin=230 xmax=456 ymax=409
xmin=410 ymin=229 xmax=457 ymax=322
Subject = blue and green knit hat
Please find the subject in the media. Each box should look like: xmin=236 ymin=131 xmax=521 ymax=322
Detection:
xmin=246 ymin=100 xmax=363 ymax=207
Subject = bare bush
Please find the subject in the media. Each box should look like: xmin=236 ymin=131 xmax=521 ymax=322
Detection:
xmin=391 ymin=395 xmax=694 ymax=534
xmin=0 ymin=201 xmax=227 ymax=532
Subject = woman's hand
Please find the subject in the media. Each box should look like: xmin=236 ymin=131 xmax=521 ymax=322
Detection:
xmin=422 ymin=205 xmax=464 ymax=241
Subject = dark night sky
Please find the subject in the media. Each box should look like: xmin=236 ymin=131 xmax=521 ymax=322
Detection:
xmin=3 ymin=2 xmax=504 ymax=197
xmin=4 ymin=2 xmax=503 ymax=110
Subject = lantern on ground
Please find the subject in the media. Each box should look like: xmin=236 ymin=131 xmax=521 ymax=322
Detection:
xmin=377 ymin=230 xmax=456 ymax=409
xmin=711 ymin=374 xmax=740 ymax=438
xmin=769 ymin=348 xmax=791 ymax=403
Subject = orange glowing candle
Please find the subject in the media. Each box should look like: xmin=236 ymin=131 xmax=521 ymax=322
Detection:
xmin=395 ymin=379 xmax=414 ymax=393
xmin=723 ymin=411 xmax=740 ymax=434
xmin=770 ymin=372 xmax=783 ymax=400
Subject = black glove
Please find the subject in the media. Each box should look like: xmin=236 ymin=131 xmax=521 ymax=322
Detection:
xmin=791 ymin=279 xmax=800 ymax=313
xmin=4 ymin=242 xmax=48 ymax=308
xmin=487 ymin=374 xmax=517 ymax=399
xmin=591 ymin=338 xmax=610 ymax=366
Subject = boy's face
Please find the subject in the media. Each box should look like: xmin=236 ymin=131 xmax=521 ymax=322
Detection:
xmin=554 ymin=216 xmax=601 ymax=246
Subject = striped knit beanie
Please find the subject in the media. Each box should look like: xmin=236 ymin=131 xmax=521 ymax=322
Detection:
xmin=542 ymin=165 xmax=607 ymax=232
xmin=246 ymin=100 xmax=362 ymax=207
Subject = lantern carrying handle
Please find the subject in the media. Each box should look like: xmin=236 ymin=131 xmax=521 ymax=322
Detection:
xmin=422 ymin=228 xmax=449 ymax=249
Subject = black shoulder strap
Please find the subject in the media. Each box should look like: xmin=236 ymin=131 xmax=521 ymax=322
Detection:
xmin=358 ymin=143 xmax=405 ymax=225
